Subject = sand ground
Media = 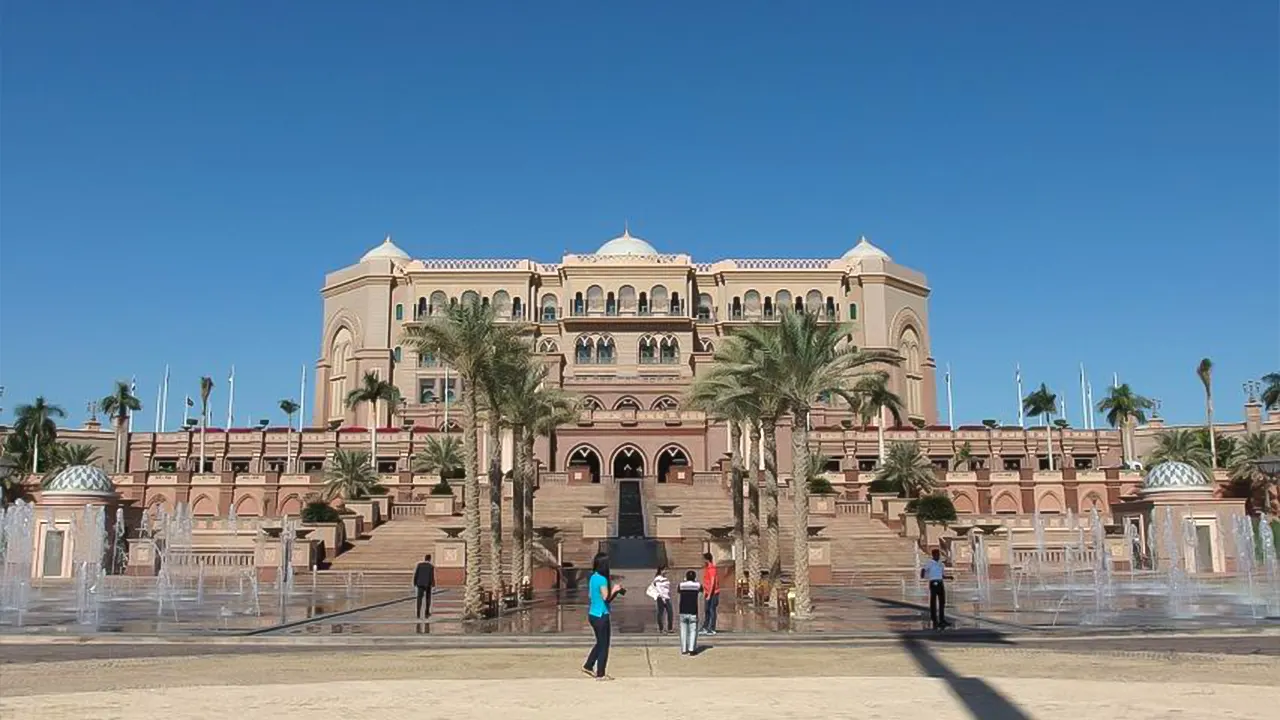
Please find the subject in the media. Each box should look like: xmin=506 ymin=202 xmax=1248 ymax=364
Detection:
xmin=2 ymin=643 xmax=1277 ymax=719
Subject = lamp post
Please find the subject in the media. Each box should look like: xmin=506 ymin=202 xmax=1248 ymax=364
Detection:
xmin=1254 ymin=456 xmax=1280 ymax=517
xmin=1244 ymin=380 xmax=1261 ymax=404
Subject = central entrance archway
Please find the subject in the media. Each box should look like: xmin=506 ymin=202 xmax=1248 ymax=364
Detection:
xmin=611 ymin=445 xmax=645 ymax=479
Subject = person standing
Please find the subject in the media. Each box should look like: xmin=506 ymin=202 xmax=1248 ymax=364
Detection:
xmin=701 ymin=552 xmax=720 ymax=635
xmin=677 ymin=570 xmax=703 ymax=655
xmin=413 ymin=554 xmax=435 ymax=619
xmin=921 ymin=548 xmax=952 ymax=630
xmin=648 ymin=565 xmax=673 ymax=633
xmin=582 ymin=552 xmax=624 ymax=680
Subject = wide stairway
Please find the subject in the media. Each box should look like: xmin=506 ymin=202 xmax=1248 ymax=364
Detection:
xmin=321 ymin=518 xmax=436 ymax=587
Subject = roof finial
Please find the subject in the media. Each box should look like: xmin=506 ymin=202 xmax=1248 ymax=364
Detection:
xmin=384 ymin=233 xmax=393 ymax=244
xmin=623 ymin=219 xmax=630 ymax=237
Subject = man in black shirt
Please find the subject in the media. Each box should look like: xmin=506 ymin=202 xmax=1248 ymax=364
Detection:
xmin=413 ymin=554 xmax=435 ymax=619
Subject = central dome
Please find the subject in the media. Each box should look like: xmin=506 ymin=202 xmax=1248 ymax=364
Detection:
xmin=1140 ymin=461 xmax=1211 ymax=494
xmin=43 ymin=465 xmax=115 ymax=496
xmin=594 ymin=228 xmax=658 ymax=256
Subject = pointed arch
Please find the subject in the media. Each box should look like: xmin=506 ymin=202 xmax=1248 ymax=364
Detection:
xmin=277 ymin=494 xmax=304 ymax=516
xmin=566 ymin=444 xmax=603 ymax=484
xmin=234 ymin=495 xmax=261 ymax=517
xmin=950 ymin=491 xmax=976 ymax=515
xmin=610 ymin=444 xmax=646 ymax=479
xmin=537 ymin=338 xmax=559 ymax=353
xmin=993 ymin=492 xmax=1020 ymax=514
xmin=579 ymin=396 xmax=605 ymax=412
xmin=698 ymin=337 xmax=715 ymax=353
xmin=613 ymin=396 xmax=642 ymax=411
xmin=651 ymin=395 xmax=679 ymax=411
xmin=190 ymin=494 xmax=217 ymax=517
xmin=1036 ymin=491 xmax=1064 ymax=514
xmin=657 ymin=444 xmax=690 ymax=483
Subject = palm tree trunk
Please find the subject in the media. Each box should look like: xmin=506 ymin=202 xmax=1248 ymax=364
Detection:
xmin=114 ymin=416 xmax=126 ymax=473
xmin=1046 ymin=425 xmax=1054 ymax=472
xmin=32 ymin=433 xmax=39 ymax=474
xmin=511 ymin=425 xmax=526 ymax=594
xmin=790 ymin=409 xmax=813 ymax=619
xmin=1205 ymin=393 xmax=1217 ymax=470
xmin=762 ymin=420 xmax=781 ymax=601
xmin=486 ymin=416 xmax=504 ymax=601
xmin=370 ymin=401 xmax=378 ymax=465
xmin=462 ymin=390 xmax=484 ymax=619
xmin=877 ymin=407 xmax=886 ymax=463
xmin=199 ymin=407 xmax=207 ymax=474
xmin=728 ymin=421 xmax=745 ymax=580
xmin=521 ymin=434 xmax=536 ymax=584
xmin=746 ymin=420 xmax=762 ymax=597
xmin=288 ymin=415 xmax=295 ymax=472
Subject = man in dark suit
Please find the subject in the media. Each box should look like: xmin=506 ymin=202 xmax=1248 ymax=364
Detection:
xmin=413 ymin=554 xmax=436 ymax=619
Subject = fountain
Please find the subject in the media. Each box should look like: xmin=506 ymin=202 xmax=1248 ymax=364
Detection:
xmin=971 ymin=531 xmax=991 ymax=605
xmin=0 ymin=501 xmax=36 ymax=625
xmin=1257 ymin=517 xmax=1278 ymax=616
xmin=1090 ymin=508 xmax=1113 ymax=613
xmin=71 ymin=504 xmax=107 ymax=626
xmin=1032 ymin=511 xmax=1047 ymax=587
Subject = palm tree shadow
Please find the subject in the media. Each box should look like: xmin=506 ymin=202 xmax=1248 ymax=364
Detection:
xmin=899 ymin=636 xmax=1031 ymax=720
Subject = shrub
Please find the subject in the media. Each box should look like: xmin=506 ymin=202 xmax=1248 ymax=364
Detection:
xmin=430 ymin=479 xmax=454 ymax=496
xmin=867 ymin=478 xmax=896 ymax=494
xmin=301 ymin=501 xmax=341 ymax=524
xmin=906 ymin=494 xmax=958 ymax=524
xmin=807 ymin=476 xmax=835 ymax=494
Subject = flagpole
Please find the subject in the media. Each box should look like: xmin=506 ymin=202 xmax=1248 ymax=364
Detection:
xmin=154 ymin=378 xmax=163 ymax=433
xmin=298 ymin=365 xmax=307 ymax=431
xmin=1079 ymin=364 xmax=1089 ymax=430
xmin=1086 ymin=382 xmax=1095 ymax=431
xmin=945 ymin=363 xmax=955 ymax=430
xmin=1113 ymin=372 xmax=1119 ymax=389
xmin=1016 ymin=363 xmax=1025 ymax=428
xmin=160 ymin=364 xmax=170 ymax=432
xmin=227 ymin=366 xmax=236 ymax=429
xmin=184 ymin=396 xmax=191 ymax=427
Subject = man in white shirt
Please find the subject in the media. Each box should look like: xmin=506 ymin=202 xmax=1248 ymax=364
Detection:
xmin=920 ymin=548 xmax=951 ymax=630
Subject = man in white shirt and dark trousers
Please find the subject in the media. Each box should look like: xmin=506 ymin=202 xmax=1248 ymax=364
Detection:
xmin=920 ymin=548 xmax=952 ymax=630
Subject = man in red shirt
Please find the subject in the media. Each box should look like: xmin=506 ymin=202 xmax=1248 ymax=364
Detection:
xmin=701 ymin=552 xmax=720 ymax=635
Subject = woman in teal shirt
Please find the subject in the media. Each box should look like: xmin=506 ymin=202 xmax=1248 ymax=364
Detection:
xmin=582 ymin=552 xmax=623 ymax=680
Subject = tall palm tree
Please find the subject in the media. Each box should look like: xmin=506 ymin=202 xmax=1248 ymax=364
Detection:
xmin=1197 ymin=358 xmax=1216 ymax=470
xmin=848 ymin=371 xmax=905 ymax=463
xmin=1096 ymin=383 xmax=1154 ymax=467
xmin=279 ymin=399 xmax=300 ymax=472
xmin=1022 ymin=383 xmax=1058 ymax=470
xmin=345 ymin=372 xmax=401 ymax=467
xmin=1228 ymin=432 xmax=1280 ymax=516
xmin=1262 ymin=373 xmax=1280 ymax=412
xmin=402 ymin=298 xmax=525 ymax=619
xmin=58 ymin=443 xmax=101 ymax=467
xmin=100 ymin=381 xmax=142 ymax=473
xmin=323 ymin=449 xmax=381 ymax=501
xmin=479 ymin=338 xmax=533 ymax=597
xmin=413 ymin=434 xmax=465 ymax=485
xmin=878 ymin=441 xmax=938 ymax=497
xmin=198 ymin=376 xmax=214 ymax=473
xmin=504 ymin=361 xmax=576 ymax=589
xmin=687 ymin=368 xmax=753 ymax=589
xmin=729 ymin=310 xmax=898 ymax=618
xmin=1146 ymin=429 xmax=1213 ymax=479
xmin=13 ymin=396 xmax=66 ymax=474
xmin=951 ymin=441 xmax=975 ymax=471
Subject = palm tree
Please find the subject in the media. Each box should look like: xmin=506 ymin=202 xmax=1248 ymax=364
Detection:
xmin=1197 ymin=358 xmax=1216 ymax=470
xmin=1146 ymin=429 xmax=1213 ymax=479
xmin=402 ymin=298 xmax=525 ymax=619
xmin=951 ymin=441 xmax=975 ymax=471
xmin=1096 ymin=384 xmax=1154 ymax=467
xmin=413 ymin=434 xmax=465 ymax=485
xmin=687 ymin=368 xmax=753 ymax=589
xmin=58 ymin=443 xmax=101 ymax=467
xmin=279 ymin=399 xmax=300 ymax=472
xmin=848 ymin=371 xmax=905 ymax=463
xmin=878 ymin=441 xmax=938 ymax=498
xmin=323 ymin=449 xmax=381 ymax=501
xmin=345 ymin=372 xmax=401 ymax=468
xmin=478 ymin=335 xmax=534 ymax=598
xmin=1262 ymin=373 xmax=1280 ymax=412
xmin=504 ymin=362 xmax=576 ymax=590
xmin=1022 ymin=383 xmax=1058 ymax=470
xmin=100 ymin=381 xmax=142 ymax=473
xmin=198 ymin=377 xmax=214 ymax=473
xmin=13 ymin=397 xmax=66 ymax=474
xmin=728 ymin=310 xmax=898 ymax=618
xmin=1228 ymin=432 xmax=1280 ymax=515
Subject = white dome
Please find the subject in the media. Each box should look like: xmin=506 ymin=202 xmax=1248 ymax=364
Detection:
xmin=594 ymin=228 xmax=658 ymax=256
xmin=43 ymin=465 xmax=115 ymax=496
xmin=842 ymin=235 xmax=891 ymax=261
xmin=1141 ymin=461 xmax=1211 ymax=494
xmin=361 ymin=234 xmax=411 ymax=262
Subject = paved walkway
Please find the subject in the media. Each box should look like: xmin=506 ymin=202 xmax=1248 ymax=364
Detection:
xmin=3 ymin=643 xmax=1278 ymax=719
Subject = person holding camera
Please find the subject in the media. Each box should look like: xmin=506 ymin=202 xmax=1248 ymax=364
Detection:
xmin=582 ymin=552 xmax=625 ymax=680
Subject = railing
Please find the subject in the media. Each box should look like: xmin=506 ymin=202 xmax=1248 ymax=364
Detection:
xmin=1012 ymin=547 xmax=1098 ymax=568
xmin=836 ymin=500 xmax=870 ymax=515
xmin=164 ymin=550 xmax=256 ymax=574
xmin=392 ymin=503 xmax=428 ymax=518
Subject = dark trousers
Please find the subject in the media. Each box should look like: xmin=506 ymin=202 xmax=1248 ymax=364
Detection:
xmin=702 ymin=594 xmax=720 ymax=632
xmin=928 ymin=580 xmax=947 ymax=628
xmin=584 ymin=614 xmax=611 ymax=677
xmin=655 ymin=598 xmax=673 ymax=632
xmin=416 ymin=586 xmax=433 ymax=618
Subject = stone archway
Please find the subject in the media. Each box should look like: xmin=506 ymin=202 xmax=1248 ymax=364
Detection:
xmin=567 ymin=445 xmax=602 ymax=484
xmin=611 ymin=445 xmax=645 ymax=480
xmin=656 ymin=445 xmax=691 ymax=484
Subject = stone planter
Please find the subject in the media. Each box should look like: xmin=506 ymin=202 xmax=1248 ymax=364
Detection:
xmin=302 ymin=521 xmax=345 ymax=558
xmin=424 ymin=495 xmax=456 ymax=516
xmin=345 ymin=499 xmax=379 ymax=528
xmin=867 ymin=492 xmax=898 ymax=518
xmin=808 ymin=493 xmax=837 ymax=516
xmin=369 ymin=495 xmax=391 ymax=521
xmin=340 ymin=513 xmax=365 ymax=540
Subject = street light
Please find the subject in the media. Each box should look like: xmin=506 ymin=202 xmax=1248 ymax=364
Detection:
xmin=1244 ymin=380 xmax=1261 ymax=404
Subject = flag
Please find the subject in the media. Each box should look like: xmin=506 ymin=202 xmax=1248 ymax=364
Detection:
xmin=186 ymin=396 xmax=194 ymax=407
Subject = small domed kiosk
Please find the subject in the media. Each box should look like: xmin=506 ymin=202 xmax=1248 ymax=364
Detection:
xmin=31 ymin=465 xmax=125 ymax=579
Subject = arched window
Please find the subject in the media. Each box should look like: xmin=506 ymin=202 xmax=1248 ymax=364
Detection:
xmin=698 ymin=337 xmax=714 ymax=353
xmin=849 ymin=303 xmax=858 ymax=320
xmin=763 ymin=296 xmax=774 ymax=318
xmin=605 ymin=291 xmax=617 ymax=316
xmin=573 ymin=292 xmax=585 ymax=316
xmin=697 ymin=293 xmax=713 ymax=321
xmin=394 ymin=304 xmax=404 ymax=321
xmin=825 ymin=296 xmax=836 ymax=319
xmin=328 ymin=327 xmax=353 ymax=419
xmin=541 ymin=293 xmax=558 ymax=322
xmin=619 ymin=285 xmax=637 ymax=313
xmin=512 ymin=296 xmax=524 ymax=319
xmin=418 ymin=350 xmax=436 ymax=367
xmin=670 ymin=291 xmax=681 ymax=315
xmin=899 ymin=327 xmax=923 ymax=417
xmin=776 ymin=290 xmax=792 ymax=313
xmin=576 ymin=336 xmax=593 ymax=364
xmin=536 ymin=338 xmax=559 ymax=353
xmin=614 ymin=396 xmax=641 ymax=411
xmin=795 ymin=296 xmax=805 ymax=312
xmin=638 ymin=291 xmax=649 ymax=315
xmin=731 ymin=297 xmax=742 ymax=319
xmin=393 ymin=346 xmax=402 ymax=363
xmin=744 ymin=290 xmax=761 ymax=318
xmin=580 ymin=396 xmax=604 ymax=411
xmin=660 ymin=336 xmax=679 ymax=364
xmin=805 ymin=290 xmax=823 ymax=311
xmin=652 ymin=396 xmax=679 ymax=411
xmin=650 ymin=285 xmax=669 ymax=314
xmin=639 ymin=336 xmax=658 ymax=364
xmin=416 ymin=296 xmax=428 ymax=319
xmin=596 ymin=336 xmax=615 ymax=364
xmin=492 ymin=290 xmax=511 ymax=318
xmin=429 ymin=291 xmax=448 ymax=317
xmin=461 ymin=290 xmax=481 ymax=307
xmin=587 ymin=285 xmax=604 ymax=313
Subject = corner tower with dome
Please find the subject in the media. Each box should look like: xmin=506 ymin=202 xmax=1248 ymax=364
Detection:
xmin=317 ymin=228 xmax=937 ymax=473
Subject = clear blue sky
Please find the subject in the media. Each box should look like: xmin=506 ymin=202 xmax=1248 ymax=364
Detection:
xmin=1 ymin=1 xmax=1276 ymax=430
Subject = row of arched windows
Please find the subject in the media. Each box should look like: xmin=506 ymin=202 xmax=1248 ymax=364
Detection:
xmin=716 ymin=290 xmax=852 ymax=322
xmin=571 ymin=285 xmax=683 ymax=317
xmin=579 ymin=395 xmax=679 ymax=411
xmin=394 ymin=291 xmax=526 ymax=322
xmin=574 ymin=334 xmax=680 ymax=364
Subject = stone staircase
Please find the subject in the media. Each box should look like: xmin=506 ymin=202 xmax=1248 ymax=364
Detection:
xmin=328 ymin=517 xmax=437 ymax=574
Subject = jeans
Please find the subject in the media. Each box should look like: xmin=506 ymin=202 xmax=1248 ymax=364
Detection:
xmin=416 ymin=587 xmax=433 ymax=618
xmin=679 ymin=613 xmax=699 ymax=654
xmin=702 ymin=594 xmax=720 ymax=632
xmin=655 ymin=598 xmax=673 ymax=632
xmin=584 ymin=614 xmax=611 ymax=677
xmin=929 ymin=580 xmax=947 ymax=628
